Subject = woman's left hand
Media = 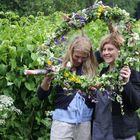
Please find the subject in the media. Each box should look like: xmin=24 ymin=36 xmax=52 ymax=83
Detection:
xmin=120 ymin=66 xmax=131 ymax=84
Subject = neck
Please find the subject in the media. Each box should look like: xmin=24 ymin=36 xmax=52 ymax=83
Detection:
xmin=109 ymin=63 xmax=115 ymax=72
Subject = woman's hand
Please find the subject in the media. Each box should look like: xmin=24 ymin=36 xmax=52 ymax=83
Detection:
xmin=120 ymin=66 xmax=131 ymax=84
xmin=88 ymin=86 xmax=98 ymax=103
xmin=41 ymin=73 xmax=54 ymax=91
xmin=89 ymin=86 xmax=97 ymax=91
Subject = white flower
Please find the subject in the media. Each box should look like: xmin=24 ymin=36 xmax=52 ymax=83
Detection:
xmin=104 ymin=11 xmax=108 ymax=16
xmin=101 ymin=74 xmax=106 ymax=78
xmin=98 ymin=1 xmax=103 ymax=4
xmin=45 ymin=110 xmax=53 ymax=117
xmin=0 ymin=104 xmax=4 ymax=111
xmin=135 ymin=51 xmax=139 ymax=55
xmin=0 ymin=95 xmax=22 ymax=126
xmin=51 ymin=65 xmax=61 ymax=72
xmin=0 ymin=95 xmax=14 ymax=107
xmin=11 ymin=106 xmax=22 ymax=115
xmin=66 ymin=61 xmax=72 ymax=69
xmin=133 ymin=33 xmax=139 ymax=40
xmin=0 ymin=119 xmax=5 ymax=125
xmin=51 ymin=32 xmax=56 ymax=38
xmin=82 ymin=9 xmax=86 ymax=13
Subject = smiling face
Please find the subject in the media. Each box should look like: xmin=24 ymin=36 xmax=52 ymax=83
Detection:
xmin=101 ymin=43 xmax=119 ymax=65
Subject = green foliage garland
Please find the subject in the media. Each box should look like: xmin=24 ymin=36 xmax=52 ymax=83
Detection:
xmin=39 ymin=1 xmax=130 ymax=51
xmin=38 ymin=1 xmax=140 ymax=115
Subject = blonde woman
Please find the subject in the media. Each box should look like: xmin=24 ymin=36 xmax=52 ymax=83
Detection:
xmin=37 ymin=33 xmax=98 ymax=140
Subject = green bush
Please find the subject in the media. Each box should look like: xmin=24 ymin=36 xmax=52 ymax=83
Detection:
xmin=0 ymin=11 xmax=140 ymax=139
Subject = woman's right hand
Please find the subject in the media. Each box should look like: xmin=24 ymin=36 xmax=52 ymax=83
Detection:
xmin=41 ymin=73 xmax=54 ymax=91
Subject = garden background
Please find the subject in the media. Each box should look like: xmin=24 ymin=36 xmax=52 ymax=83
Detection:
xmin=0 ymin=0 xmax=140 ymax=140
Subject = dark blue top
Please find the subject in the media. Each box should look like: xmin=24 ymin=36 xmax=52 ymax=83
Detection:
xmin=92 ymin=67 xmax=140 ymax=139
xmin=37 ymin=65 xmax=95 ymax=109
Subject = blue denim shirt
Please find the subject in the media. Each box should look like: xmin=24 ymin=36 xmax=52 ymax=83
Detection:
xmin=53 ymin=92 xmax=93 ymax=124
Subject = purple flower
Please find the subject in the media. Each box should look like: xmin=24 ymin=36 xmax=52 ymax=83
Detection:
xmin=54 ymin=38 xmax=60 ymax=45
xmin=61 ymin=36 xmax=65 ymax=42
xmin=80 ymin=16 xmax=86 ymax=24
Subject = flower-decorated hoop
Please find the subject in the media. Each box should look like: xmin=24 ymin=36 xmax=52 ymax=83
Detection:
xmin=38 ymin=1 xmax=139 ymax=68
xmin=27 ymin=1 xmax=140 ymax=115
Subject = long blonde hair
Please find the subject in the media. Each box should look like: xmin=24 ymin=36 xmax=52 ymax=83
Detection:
xmin=62 ymin=33 xmax=97 ymax=78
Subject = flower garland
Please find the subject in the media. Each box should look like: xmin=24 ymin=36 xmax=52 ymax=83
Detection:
xmin=38 ymin=1 xmax=131 ymax=54
xmin=35 ymin=1 xmax=140 ymax=115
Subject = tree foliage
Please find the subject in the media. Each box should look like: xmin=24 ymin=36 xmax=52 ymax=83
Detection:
xmin=0 ymin=0 xmax=140 ymax=18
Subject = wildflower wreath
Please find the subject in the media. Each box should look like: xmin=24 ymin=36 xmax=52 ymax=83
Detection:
xmin=26 ymin=1 xmax=140 ymax=114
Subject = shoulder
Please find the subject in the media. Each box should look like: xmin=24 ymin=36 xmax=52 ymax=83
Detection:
xmin=130 ymin=69 xmax=140 ymax=84
xmin=100 ymin=66 xmax=109 ymax=76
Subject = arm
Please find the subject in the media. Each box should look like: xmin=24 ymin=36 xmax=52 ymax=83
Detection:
xmin=37 ymin=75 xmax=53 ymax=100
xmin=122 ymin=69 xmax=140 ymax=110
xmin=124 ymin=81 xmax=140 ymax=110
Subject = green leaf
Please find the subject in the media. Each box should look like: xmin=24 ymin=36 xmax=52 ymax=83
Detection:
xmin=31 ymin=53 xmax=38 ymax=61
xmin=25 ymin=81 xmax=35 ymax=91
xmin=9 ymin=46 xmax=17 ymax=58
xmin=0 ymin=64 xmax=7 ymax=75
xmin=10 ymin=59 xmax=17 ymax=71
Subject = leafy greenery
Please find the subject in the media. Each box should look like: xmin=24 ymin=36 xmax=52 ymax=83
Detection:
xmin=0 ymin=95 xmax=22 ymax=125
xmin=0 ymin=0 xmax=140 ymax=18
xmin=0 ymin=3 xmax=140 ymax=139
xmin=0 ymin=11 xmax=64 ymax=139
xmin=38 ymin=2 xmax=139 ymax=106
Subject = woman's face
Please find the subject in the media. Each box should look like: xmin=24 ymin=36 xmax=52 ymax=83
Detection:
xmin=72 ymin=50 xmax=88 ymax=67
xmin=101 ymin=43 xmax=119 ymax=65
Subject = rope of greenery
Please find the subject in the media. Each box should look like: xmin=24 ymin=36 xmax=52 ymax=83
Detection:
xmin=36 ymin=1 xmax=140 ymax=115
xmin=39 ymin=1 xmax=131 ymax=51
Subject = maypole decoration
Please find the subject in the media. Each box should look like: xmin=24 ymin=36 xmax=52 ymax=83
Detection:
xmin=25 ymin=1 xmax=140 ymax=114
xmin=38 ymin=1 xmax=131 ymax=55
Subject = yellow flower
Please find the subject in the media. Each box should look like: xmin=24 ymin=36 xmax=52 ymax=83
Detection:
xmin=69 ymin=75 xmax=77 ymax=82
xmin=97 ymin=5 xmax=106 ymax=13
xmin=75 ymin=77 xmax=81 ymax=84
xmin=64 ymin=71 xmax=70 ymax=78
xmin=69 ymin=74 xmax=81 ymax=84
xmin=47 ymin=59 xmax=53 ymax=66
xmin=96 ymin=12 xmax=101 ymax=18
